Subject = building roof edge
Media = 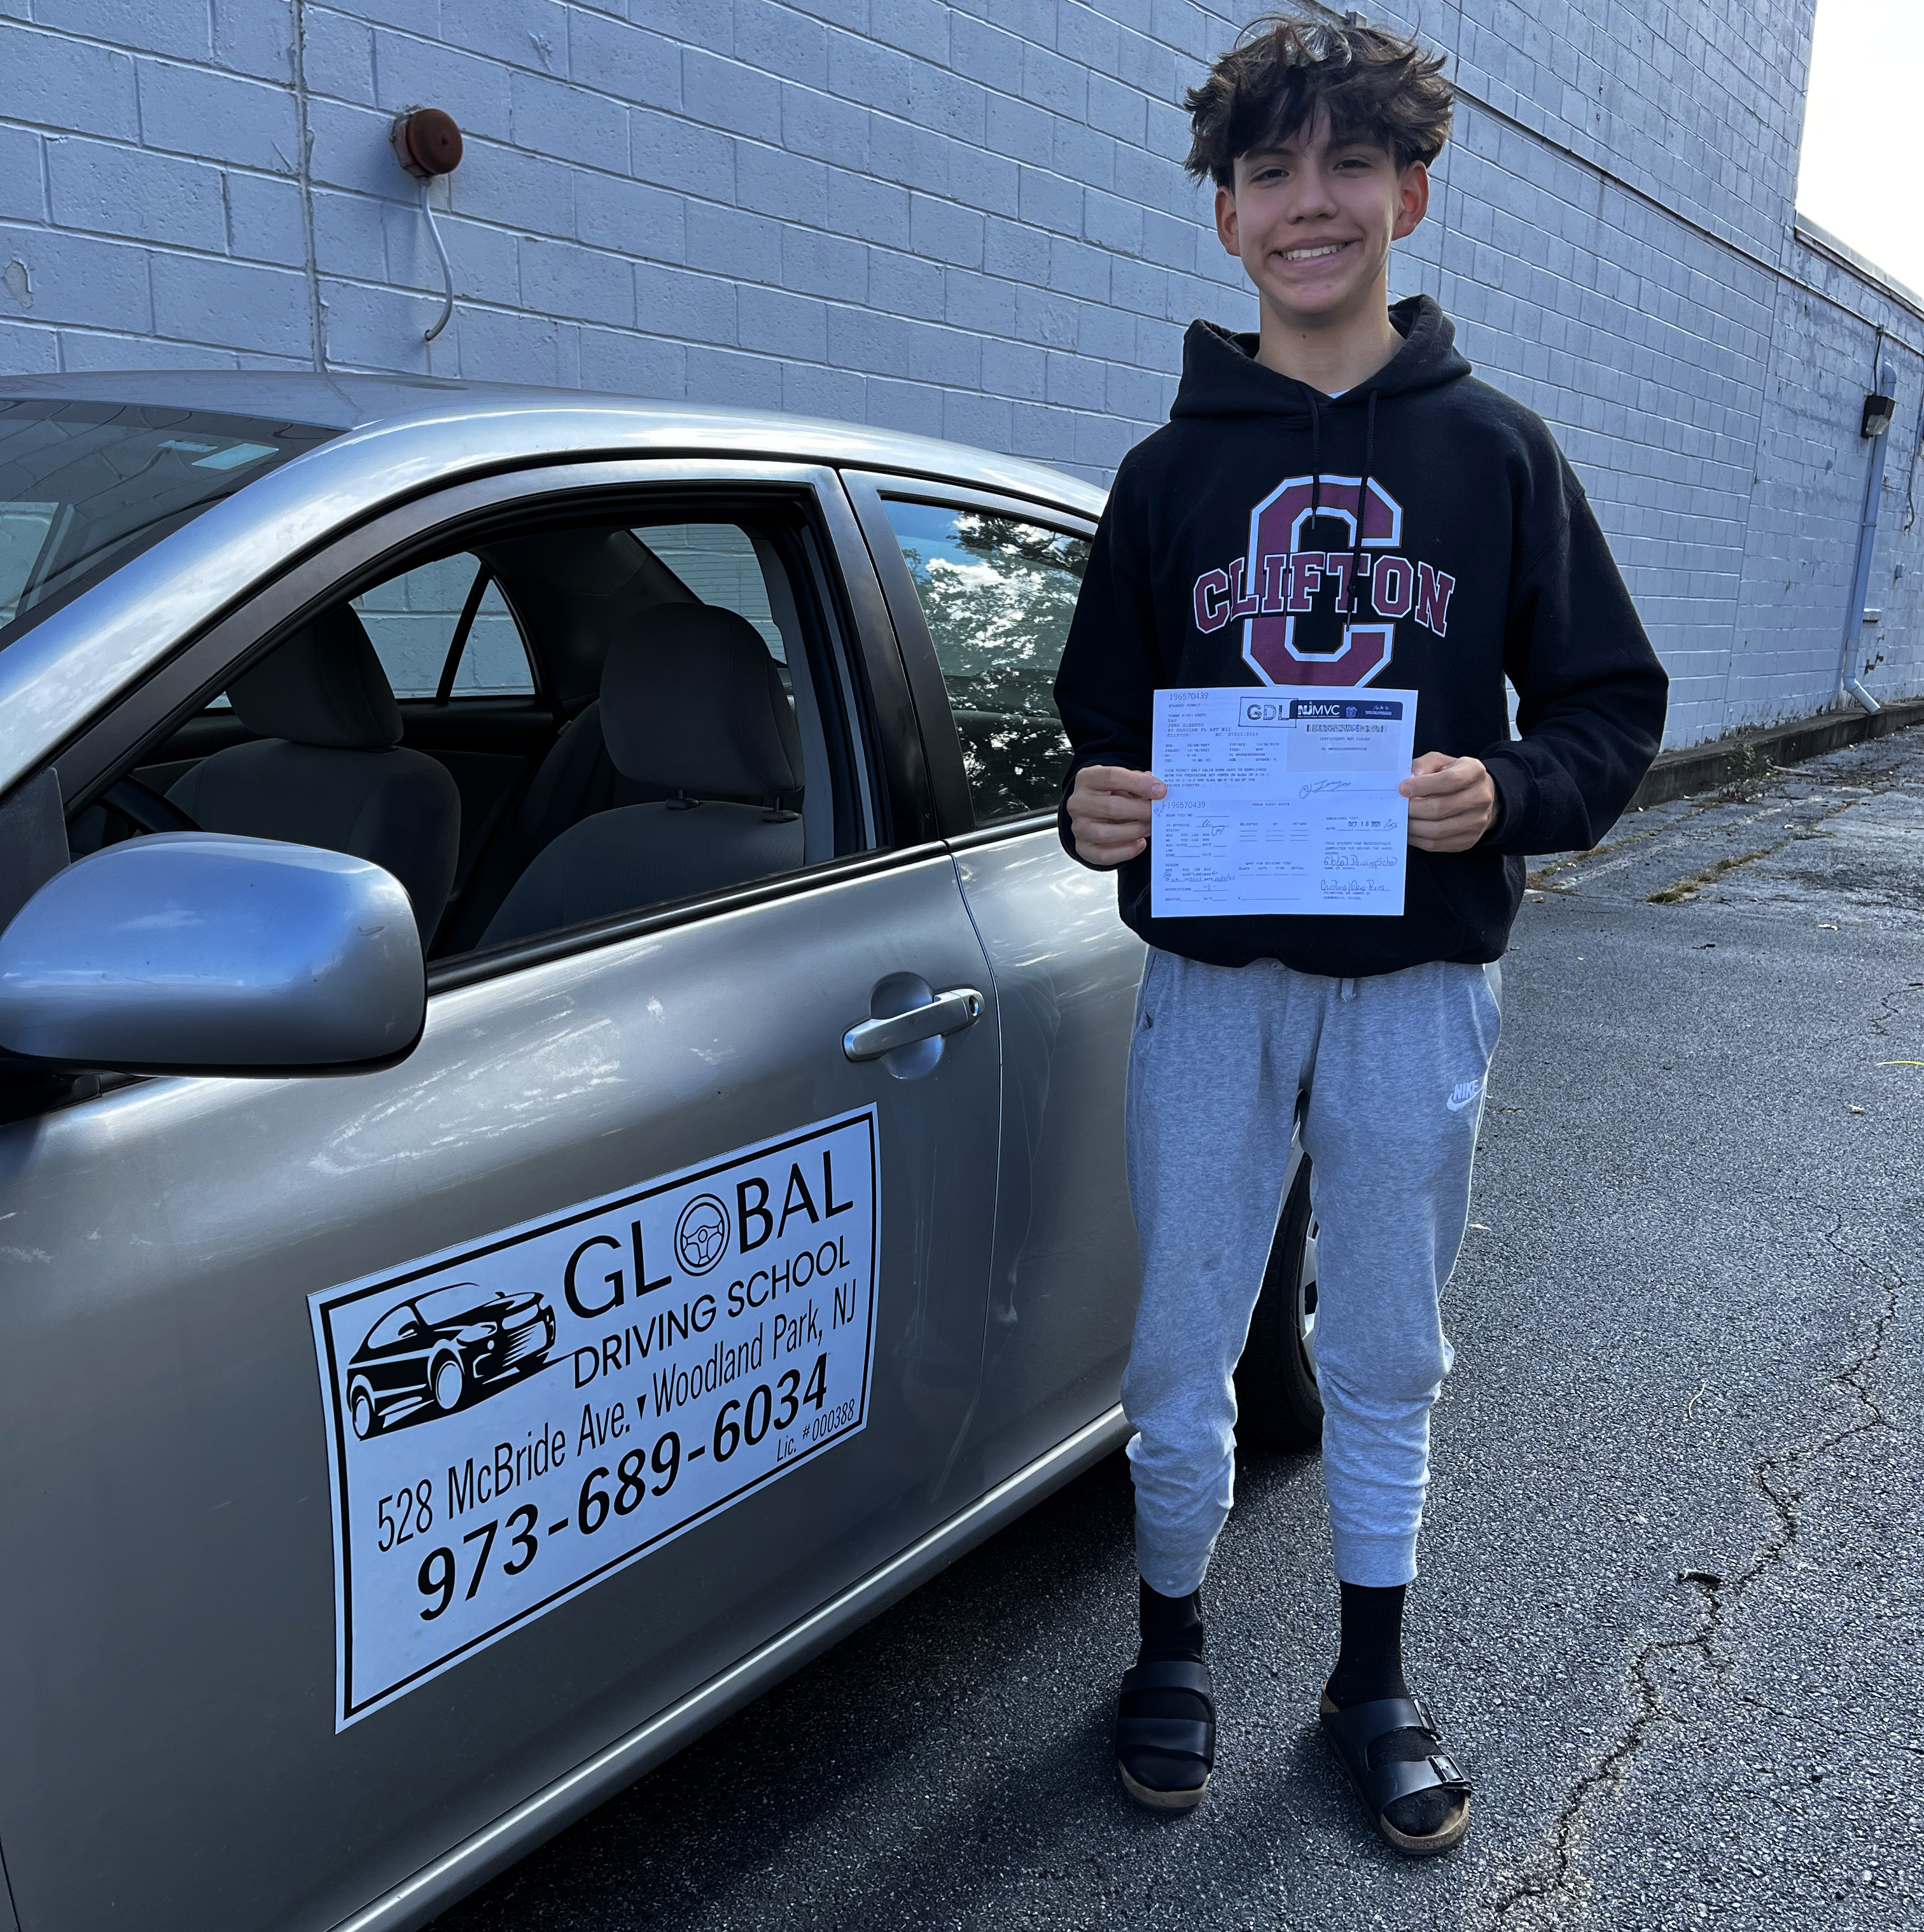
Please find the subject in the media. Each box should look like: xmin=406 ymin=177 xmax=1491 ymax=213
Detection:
xmin=1792 ymin=215 xmax=1924 ymax=328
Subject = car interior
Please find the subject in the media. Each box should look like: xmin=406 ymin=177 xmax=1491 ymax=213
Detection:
xmin=71 ymin=507 xmax=871 ymax=961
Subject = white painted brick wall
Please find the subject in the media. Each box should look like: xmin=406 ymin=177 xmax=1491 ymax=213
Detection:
xmin=0 ymin=0 xmax=1918 ymax=741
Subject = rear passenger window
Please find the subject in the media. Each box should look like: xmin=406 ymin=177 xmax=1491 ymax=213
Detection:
xmin=353 ymin=555 xmax=533 ymax=697
xmin=632 ymin=522 xmax=784 ymax=659
xmin=880 ymin=501 xmax=1089 ymax=823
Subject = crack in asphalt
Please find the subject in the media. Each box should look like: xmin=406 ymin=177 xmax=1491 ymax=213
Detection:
xmin=1642 ymin=779 xmax=1902 ymax=905
xmin=1524 ymin=809 xmax=1701 ymax=883
xmin=1865 ymin=979 xmax=1924 ymax=1040
xmin=1644 ymin=839 xmax=1782 ymax=903
xmin=1528 ymin=797 xmax=1795 ymax=893
xmin=1527 ymin=741 xmax=1915 ymax=903
xmin=1472 ymin=1215 xmax=1904 ymax=1929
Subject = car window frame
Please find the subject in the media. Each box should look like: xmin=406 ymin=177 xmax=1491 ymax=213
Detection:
xmin=840 ymin=470 xmax=1099 ymax=841
xmin=424 ymin=557 xmax=541 ymax=703
xmin=47 ymin=458 xmax=941 ymax=997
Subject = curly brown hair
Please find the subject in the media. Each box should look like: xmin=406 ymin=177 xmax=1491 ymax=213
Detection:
xmin=1184 ymin=13 xmax=1454 ymax=188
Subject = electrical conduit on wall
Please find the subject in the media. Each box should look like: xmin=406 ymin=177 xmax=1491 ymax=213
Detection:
xmin=289 ymin=0 xmax=324 ymax=375
xmin=1838 ymin=358 xmax=1899 ymax=712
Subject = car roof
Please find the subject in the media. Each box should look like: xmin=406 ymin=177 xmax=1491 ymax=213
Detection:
xmin=0 ymin=372 xmax=1108 ymax=799
xmin=0 ymin=370 xmax=1107 ymax=515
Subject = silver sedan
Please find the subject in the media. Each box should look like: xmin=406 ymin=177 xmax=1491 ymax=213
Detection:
xmin=0 ymin=375 xmax=1319 ymax=1932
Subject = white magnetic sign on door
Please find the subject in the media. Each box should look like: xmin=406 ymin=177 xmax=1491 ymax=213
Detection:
xmin=309 ymin=1109 xmax=879 ymax=1727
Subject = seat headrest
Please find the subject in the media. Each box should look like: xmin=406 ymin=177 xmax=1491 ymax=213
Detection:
xmin=601 ymin=606 xmax=802 ymax=797
xmin=228 ymin=605 xmax=403 ymax=750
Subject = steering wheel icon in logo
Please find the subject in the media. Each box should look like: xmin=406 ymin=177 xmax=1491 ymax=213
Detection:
xmin=674 ymin=1194 xmax=730 ymax=1275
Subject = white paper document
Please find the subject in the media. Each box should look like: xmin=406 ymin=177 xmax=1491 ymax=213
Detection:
xmin=1150 ymin=687 xmax=1419 ymax=918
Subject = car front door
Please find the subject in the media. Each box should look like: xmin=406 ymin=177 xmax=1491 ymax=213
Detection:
xmin=0 ymin=460 xmax=1000 ymax=1932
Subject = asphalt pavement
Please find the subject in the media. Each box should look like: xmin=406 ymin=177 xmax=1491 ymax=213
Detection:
xmin=436 ymin=727 xmax=1924 ymax=1932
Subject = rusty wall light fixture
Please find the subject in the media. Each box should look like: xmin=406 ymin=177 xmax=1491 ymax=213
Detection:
xmin=391 ymin=108 xmax=464 ymax=344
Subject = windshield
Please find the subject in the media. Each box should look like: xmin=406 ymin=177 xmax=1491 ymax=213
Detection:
xmin=0 ymin=400 xmax=338 ymax=651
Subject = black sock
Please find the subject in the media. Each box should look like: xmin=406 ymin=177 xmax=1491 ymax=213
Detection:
xmin=1325 ymin=1584 xmax=1460 ymax=1837
xmin=1120 ymin=1581 xmax=1209 ymax=1791
xmin=1137 ymin=1578 xmax=1204 ymax=1663
xmin=1325 ymin=1581 xmax=1409 ymax=1709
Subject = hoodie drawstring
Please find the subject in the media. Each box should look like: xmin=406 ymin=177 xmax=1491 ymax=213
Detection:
xmin=1308 ymin=391 xmax=1323 ymax=524
xmin=1349 ymin=388 xmax=1377 ymax=624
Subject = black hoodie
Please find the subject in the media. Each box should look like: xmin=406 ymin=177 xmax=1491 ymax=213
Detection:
xmin=1054 ymin=295 xmax=1668 ymax=977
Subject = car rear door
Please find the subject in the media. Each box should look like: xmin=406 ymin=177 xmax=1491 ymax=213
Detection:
xmin=0 ymin=459 xmax=999 ymax=1932
xmin=843 ymin=472 xmax=1145 ymax=1492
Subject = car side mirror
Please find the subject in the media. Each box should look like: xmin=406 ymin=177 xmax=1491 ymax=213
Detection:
xmin=0 ymin=833 xmax=426 ymax=1075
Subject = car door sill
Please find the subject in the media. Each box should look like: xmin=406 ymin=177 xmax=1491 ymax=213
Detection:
xmin=329 ymin=1403 xmax=1130 ymax=1932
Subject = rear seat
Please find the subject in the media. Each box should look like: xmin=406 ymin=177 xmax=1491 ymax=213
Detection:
xmin=475 ymin=605 xmax=805 ymax=949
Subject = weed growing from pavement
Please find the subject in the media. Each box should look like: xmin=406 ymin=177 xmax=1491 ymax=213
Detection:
xmin=1646 ymin=849 xmax=1769 ymax=903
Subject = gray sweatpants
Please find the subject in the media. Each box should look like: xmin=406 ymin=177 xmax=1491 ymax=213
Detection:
xmin=1122 ymin=949 xmax=1502 ymax=1593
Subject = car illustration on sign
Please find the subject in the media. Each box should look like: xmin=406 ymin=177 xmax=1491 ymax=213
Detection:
xmin=345 ymin=1284 xmax=555 ymax=1438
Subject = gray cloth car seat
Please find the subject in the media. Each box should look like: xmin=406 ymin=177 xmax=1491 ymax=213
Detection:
xmin=479 ymin=606 xmax=805 ymax=948
xmin=167 ymin=606 xmax=462 ymax=935
xmin=434 ymin=701 xmax=655 ymax=954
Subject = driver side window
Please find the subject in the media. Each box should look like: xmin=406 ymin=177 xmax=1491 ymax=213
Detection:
xmin=90 ymin=500 xmax=867 ymax=963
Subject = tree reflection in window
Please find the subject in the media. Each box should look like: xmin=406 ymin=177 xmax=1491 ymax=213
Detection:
xmin=884 ymin=501 xmax=1091 ymax=824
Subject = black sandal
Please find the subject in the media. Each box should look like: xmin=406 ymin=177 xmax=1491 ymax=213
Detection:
xmin=1115 ymin=1657 xmax=1216 ymax=1810
xmin=1318 ymin=1689 xmax=1470 ymax=1856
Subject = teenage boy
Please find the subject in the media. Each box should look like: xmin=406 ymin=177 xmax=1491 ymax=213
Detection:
xmin=1054 ymin=16 xmax=1666 ymax=1854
